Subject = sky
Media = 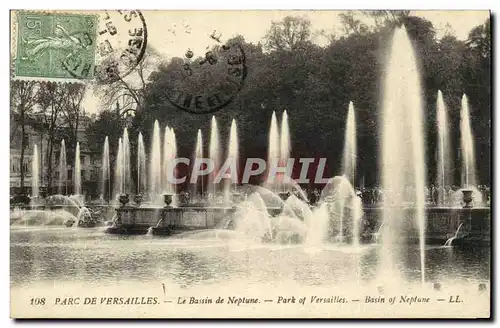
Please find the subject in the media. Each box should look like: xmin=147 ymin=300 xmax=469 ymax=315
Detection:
xmin=83 ymin=10 xmax=490 ymax=113
xmin=143 ymin=10 xmax=490 ymax=58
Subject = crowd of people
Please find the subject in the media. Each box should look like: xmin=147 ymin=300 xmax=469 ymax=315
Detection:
xmin=306 ymin=184 xmax=491 ymax=207
xmin=91 ymin=184 xmax=491 ymax=207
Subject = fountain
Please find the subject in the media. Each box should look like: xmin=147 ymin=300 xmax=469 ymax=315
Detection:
xmin=113 ymin=137 xmax=123 ymax=201
xmin=280 ymin=110 xmax=290 ymax=192
xmin=380 ymin=26 xmax=426 ymax=284
xmin=320 ymin=176 xmax=362 ymax=245
xmin=460 ymin=94 xmax=477 ymax=189
xmin=193 ymin=129 xmax=204 ymax=201
xmin=342 ymin=101 xmax=357 ymax=185
xmin=10 ymin=23 xmax=492 ymax=318
xmin=209 ymin=116 xmax=221 ymax=197
xmin=101 ymin=136 xmax=110 ymax=202
xmin=459 ymin=94 xmax=481 ymax=207
xmin=341 ymin=101 xmax=359 ymax=246
xmin=101 ymin=95 xmax=489 ymax=246
xmin=137 ymin=132 xmax=147 ymax=197
xmin=163 ymin=127 xmax=177 ymax=196
xmin=31 ymin=145 xmax=39 ymax=199
xmin=444 ymin=222 xmax=465 ymax=246
xmin=436 ymin=91 xmax=452 ymax=205
xmin=223 ymin=119 xmax=239 ymax=204
xmin=58 ymin=139 xmax=67 ymax=195
xmin=74 ymin=142 xmax=81 ymax=196
xmin=162 ymin=126 xmax=171 ymax=192
xmin=267 ymin=111 xmax=280 ymax=192
xmin=149 ymin=120 xmax=162 ymax=203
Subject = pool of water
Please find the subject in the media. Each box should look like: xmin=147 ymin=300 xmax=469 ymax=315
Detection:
xmin=10 ymin=226 xmax=490 ymax=288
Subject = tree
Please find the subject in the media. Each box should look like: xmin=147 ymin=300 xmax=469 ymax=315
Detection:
xmin=36 ymin=82 xmax=67 ymax=192
xmin=339 ymin=12 xmax=369 ymax=36
xmin=464 ymin=17 xmax=491 ymax=184
xmin=93 ymin=46 xmax=164 ymax=116
xmin=264 ymin=16 xmax=312 ymax=52
xmin=11 ymin=80 xmax=39 ymax=191
xmin=466 ymin=17 xmax=490 ymax=60
xmin=61 ymin=83 xmax=87 ymax=156
xmin=363 ymin=10 xmax=410 ymax=30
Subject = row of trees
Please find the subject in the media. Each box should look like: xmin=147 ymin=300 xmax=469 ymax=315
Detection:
xmin=10 ymin=81 xmax=87 ymax=191
xmin=90 ymin=11 xmax=490 ymax=188
xmin=12 ymin=11 xmax=490 ymax=193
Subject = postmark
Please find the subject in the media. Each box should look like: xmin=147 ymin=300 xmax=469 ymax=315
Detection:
xmin=164 ymin=32 xmax=247 ymax=114
xmin=12 ymin=10 xmax=147 ymax=83
xmin=94 ymin=10 xmax=148 ymax=84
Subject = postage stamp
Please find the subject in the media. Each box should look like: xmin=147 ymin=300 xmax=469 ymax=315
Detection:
xmin=14 ymin=11 xmax=98 ymax=80
xmin=12 ymin=10 xmax=147 ymax=83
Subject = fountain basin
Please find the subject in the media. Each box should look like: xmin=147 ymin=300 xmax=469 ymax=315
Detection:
xmin=362 ymin=206 xmax=490 ymax=246
xmin=106 ymin=206 xmax=284 ymax=236
xmin=107 ymin=204 xmax=490 ymax=246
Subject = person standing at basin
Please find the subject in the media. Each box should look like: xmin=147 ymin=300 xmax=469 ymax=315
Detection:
xmin=424 ymin=185 xmax=430 ymax=204
xmin=430 ymin=184 xmax=437 ymax=205
xmin=447 ymin=185 xmax=455 ymax=205
xmin=437 ymin=185 xmax=445 ymax=205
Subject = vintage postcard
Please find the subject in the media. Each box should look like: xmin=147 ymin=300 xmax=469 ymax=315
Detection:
xmin=9 ymin=9 xmax=491 ymax=318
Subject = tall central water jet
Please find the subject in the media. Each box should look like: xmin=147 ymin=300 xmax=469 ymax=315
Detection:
xmin=280 ymin=110 xmax=290 ymax=191
xmin=209 ymin=116 xmax=221 ymax=197
xmin=436 ymin=91 xmax=452 ymax=205
xmin=460 ymin=94 xmax=477 ymax=189
xmin=163 ymin=127 xmax=177 ymax=194
xmin=137 ymin=132 xmax=147 ymax=195
xmin=170 ymin=129 xmax=178 ymax=197
xmin=267 ymin=111 xmax=280 ymax=191
xmin=101 ymin=136 xmax=110 ymax=201
xmin=149 ymin=120 xmax=162 ymax=203
xmin=31 ymin=145 xmax=39 ymax=198
xmin=74 ymin=142 xmax=81 ymax=196
xmin=224 ymin=119 xmax=239 ymax=204
xmin=122 ymin=128 xmax=132 ymax=194
xmin=162 ymin=126 xmax=171 ymax=192
xmin=193 ymin=129 xmax=204 ymax=200
xmin=380 ymin=27 xmax=426 ymax=284
xmin=58 ymin=139 xmax=67 ymax=195
xmin=342 ymin=101 xmax=358 ymax=246
xmin=342 ymin=102 xmax=357 ymax=185
xmin=113 ymin=137 xmax=123 ymax=200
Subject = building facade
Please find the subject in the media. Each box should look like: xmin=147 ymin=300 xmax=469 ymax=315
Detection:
xmin=10 ymin=114 xmax=102 ymax=199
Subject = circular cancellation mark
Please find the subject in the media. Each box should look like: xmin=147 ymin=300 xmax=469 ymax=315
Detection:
xmin=164 ymin=41 xmax=247 ymax=114
xmin=65 ymin=10 xmax=148 ymax=83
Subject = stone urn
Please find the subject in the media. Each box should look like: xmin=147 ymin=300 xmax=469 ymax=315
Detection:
xmin=461 ymin=189 xmax=473 ymax=208
xmin=278 ymin=191 xmax=291 ymax=201
xmin=119 ymin=194 xmax=129 ymax=207
xmin=163 ymin=194 xmax=173 ymax=207
xmin=134 ymin=194 xmax=143 ymax=207
xmin=230 ymin=192 xmax=243 ymax=203
xmin=40 ymin=188 xmax=47 ymax=199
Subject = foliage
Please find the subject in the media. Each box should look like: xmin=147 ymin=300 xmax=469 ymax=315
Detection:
xmin=83 ymin=13 xmax=491 ymax=187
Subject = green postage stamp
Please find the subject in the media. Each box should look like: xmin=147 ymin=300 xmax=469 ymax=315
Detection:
xmin=13 ymin=11 xmax=98 ymax=80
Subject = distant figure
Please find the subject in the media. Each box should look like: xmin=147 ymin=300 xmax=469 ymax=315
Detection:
xmin=310 ymin=190 xmax=317 ymax=205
